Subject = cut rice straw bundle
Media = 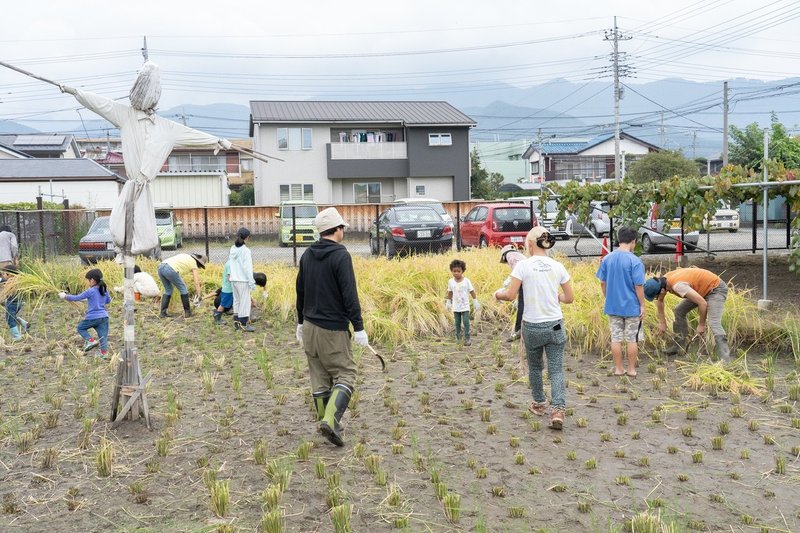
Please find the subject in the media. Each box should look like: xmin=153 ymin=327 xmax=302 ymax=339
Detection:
xmin=678 ymin=360 xmax=764 ymax=395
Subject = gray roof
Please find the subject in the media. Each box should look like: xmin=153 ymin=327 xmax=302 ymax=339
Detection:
xmin=0 ymin=133 xmax=77 ymax=154
xmin=249 ymin=101 xmax=476 ymax=127
xmin=0 ymin=158 xmax=124 ymax=182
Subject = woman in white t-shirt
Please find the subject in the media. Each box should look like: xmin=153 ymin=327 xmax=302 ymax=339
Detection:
xmin=494 ymin=226 xmax=573 ymax=430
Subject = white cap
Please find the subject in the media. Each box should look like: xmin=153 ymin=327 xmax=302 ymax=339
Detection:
xmin=314 ymin=207 xmax=349 ymax=233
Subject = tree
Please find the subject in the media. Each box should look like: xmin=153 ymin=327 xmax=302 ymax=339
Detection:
xmin=625 ymin=150 xmax=699 ymax=184
xmin=470 ymin=148 xmax=504 ymax=199
xmin=729 ymin=117 xmax=800 ymax=171
xmin=229 ymin=184 xmax=255 ymax=206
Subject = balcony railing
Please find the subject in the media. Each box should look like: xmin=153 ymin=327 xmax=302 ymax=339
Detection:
xmin=329 ymin=142 xmax=407 ymax=160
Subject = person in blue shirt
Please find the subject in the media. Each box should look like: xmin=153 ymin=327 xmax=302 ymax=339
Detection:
xmin=596 ymin=227 xmax=646 ymax=377
xmin=59 ymin=268 xmax=112 ymax=359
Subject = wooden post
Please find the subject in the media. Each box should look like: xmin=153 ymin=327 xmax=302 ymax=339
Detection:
xmin=110 ymin=182 xmax=152 ymax=429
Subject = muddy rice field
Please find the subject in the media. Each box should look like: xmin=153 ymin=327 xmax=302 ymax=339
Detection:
xmin=0 ymin=258 xmax=799 ymax=532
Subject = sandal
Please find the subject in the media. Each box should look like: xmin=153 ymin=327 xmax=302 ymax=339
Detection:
xmin=528 ymin=401 xmax=548 ymax=416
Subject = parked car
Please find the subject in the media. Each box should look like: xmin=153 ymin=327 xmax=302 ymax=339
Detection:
xmin=276 ymin=200 xmax=319 ymax=246
xmin=394 ymin=198 xmax=454 ymax=229
xmin=509 ymin=196 xmax=568 ymax=240
xmin=458 ymin=202 xmax=537 ymax=248
xmin=703 ymin=200 xmax=739 ymax=233
xmin=155 ymin=208 xmax=183 ymax=250
xmin=78 ymin=216 xmax=161 ymax=264
xmin=564 ymin=200 xmax=612 ymax=237
xmin=369 ymin=205 xmax=453 ymax=258
xmin=639 ymin=203 xmax=700 ymax=253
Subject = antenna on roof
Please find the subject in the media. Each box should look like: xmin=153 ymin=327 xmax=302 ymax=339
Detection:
xmin=141 ymin=36 xmax=149 ymax=62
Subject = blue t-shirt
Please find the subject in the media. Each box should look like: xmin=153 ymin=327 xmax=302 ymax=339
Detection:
xmin=66 ymin=285 xmax=112 ymax=320
xmin=596 ymin=250 xmax=645 ymax=317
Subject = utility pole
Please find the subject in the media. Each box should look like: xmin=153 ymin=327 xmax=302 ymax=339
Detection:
xmin=660 ymin=112 xmax=665 ymax=147
xmin=692 ymin=131 xmax=697 ymax=160
xmin=722 ymin=81 xmax=729 ymax=166
xmin=142 ymin=36 xmax=149 ymax=62
xmin=604 ymin=17 xmax=631 ymax=181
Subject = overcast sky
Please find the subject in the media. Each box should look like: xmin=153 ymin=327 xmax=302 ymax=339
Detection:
xmin=1 ymin=0 xmax=799 ymax=122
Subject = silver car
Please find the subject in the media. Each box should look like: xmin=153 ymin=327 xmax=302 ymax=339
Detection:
xmin=78 ymin=216 xmax=161 ymax=264
xmin=639 ymin=203 xmax=699 ymax=253
xmin=564 ymin=200 xmax=611 ymax=237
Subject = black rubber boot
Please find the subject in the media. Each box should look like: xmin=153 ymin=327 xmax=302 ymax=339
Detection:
xmin=213 ymin=310 xmax=222 ymax=325
xmin=180 ymin=293 xmax=192 ymax=317
xmin=312 ymin=390 xmax=331 ymax=421
xmin=320 ymin=384 xmax=352 ymax=447
xmin=159 ymin=295 xmax=171 ymax=318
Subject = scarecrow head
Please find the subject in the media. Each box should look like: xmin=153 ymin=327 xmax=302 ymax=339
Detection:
xmin=129 ymin=61 xmax=161 ymax=112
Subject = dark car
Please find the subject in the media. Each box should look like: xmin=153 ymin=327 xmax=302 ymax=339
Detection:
xmin=369 ymin=205 xmax=453 ymax=258
xmin=78 ymin=216 xmax=161 ymax=264
xmin=459 ymin=202 xmax=537 ymax=248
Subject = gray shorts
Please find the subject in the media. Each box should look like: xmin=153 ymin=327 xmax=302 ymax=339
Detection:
xmin=609 ymin=315 xmax=643 ymax=343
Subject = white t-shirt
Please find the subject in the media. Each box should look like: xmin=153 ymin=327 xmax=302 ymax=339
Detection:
xmin=134 ymin=271 xmax=160 ymax=297
xmin=448 ymin=277 xmax=475 ymax=312
xmin=511 ymin=256 xmax=571 ymax=323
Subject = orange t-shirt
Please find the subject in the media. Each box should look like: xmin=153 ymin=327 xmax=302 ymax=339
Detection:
xmin=665 ymin=268 xmax=721 ymax=298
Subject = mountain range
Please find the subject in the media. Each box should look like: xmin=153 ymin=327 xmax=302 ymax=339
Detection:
xmin=2 ymin=77 xmax=797 ymax=159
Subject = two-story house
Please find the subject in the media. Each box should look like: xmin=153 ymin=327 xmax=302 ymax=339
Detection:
xmin=249 ymin=101 xmax=476 ymax=205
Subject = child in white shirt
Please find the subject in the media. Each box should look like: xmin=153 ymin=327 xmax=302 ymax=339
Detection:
xmin=445 ymin=259 xmax=480 ymax=345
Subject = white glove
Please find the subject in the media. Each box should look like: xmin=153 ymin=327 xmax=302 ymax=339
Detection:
xmin=192 ymin=295 xmax=201 ymax=307
xmin=445 ymin=300 xmax=452 ymax=311
xmin=59 ymin=84 xmax=77 ymax=95
xmin=296 ymin=324 xmax=304 ymax=344
xmin=473 ymin=298 xmax=481 ymax=311
xmin=219 ymin=138 xmax=233 ymax=149
xmin=262 ymin=291 xmax=269 ymax=300
xmin=353 ymin=330 xmax=369 ymax=346
xmin=58 ymin=291 xmax=67 ymax=299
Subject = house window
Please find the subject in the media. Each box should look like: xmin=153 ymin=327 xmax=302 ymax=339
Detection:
xmin=277 ymin=128 xmax=313 ymax=150
xmin=167 ymin=154 xmax=225 ymax=172
xmin=415 ymin=185 xmax=426 ymax=196
xmin=279 ymin=183 xmax=314 ymax=201
xmin=354 ymin=183 xmax=381 ymax=204
xmin=428 ymin=133 xmax=452 ymax=146
xmin=240 ymin=158 xmax=253 ymax=171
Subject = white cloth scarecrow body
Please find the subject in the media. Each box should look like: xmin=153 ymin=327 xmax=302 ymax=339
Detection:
xmin=71 ymin=89 xmax=230 ymax=254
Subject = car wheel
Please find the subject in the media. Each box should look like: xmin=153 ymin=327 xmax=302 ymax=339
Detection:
xmin=479 ymin=236 xmax=488 ymax=248
xmin=684 ymin=243 xmax=696 ymax=252
xmin=728 ymin=229 xmax=738 ymax=233
xmin=369 ymin=235 xmax=377 ymax=255
xmin=641 ymin=234 xmax=654 ymax=253
xmin=176 ymin=237 xmax=183 ymax=249
xmin=591 ymin=222 xmax=605 ymax=237
xmin=279 ymin=240 xmax=287 ymax=248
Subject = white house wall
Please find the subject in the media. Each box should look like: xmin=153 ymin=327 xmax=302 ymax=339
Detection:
xmin=407 ymin=177 xmax=453 ymax=201
xmin=253 ymin=124 xmax=330 ymax=205
xmin=151 ymin=174 xmax=229 ymax=207
xmin=1 ymin=181 xmax=120 ymax=208
xmin=581 ymin=138 xmax=651 ymax=157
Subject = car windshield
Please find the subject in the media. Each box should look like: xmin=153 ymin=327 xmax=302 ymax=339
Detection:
xmin=282 ymin=206 xmax=317 ymax=218
xmin=89 ymin=217 xmax=110 ymax=232
xmin=493 ymin=208 xmax=531 ymax=222
xmin=394 ymin=208 xmax=441 ymax=223
xmin=155 ymin=212 xmax=172 ymax=225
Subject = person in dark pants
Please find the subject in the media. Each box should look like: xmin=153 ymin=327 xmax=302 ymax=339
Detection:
xmin=500 ymin=244 xmax=526 ymax=342
xmin=296 ymin=207 xmax=369 ymax=447
xmin=157 ymin=253 xmax=206 ymax=318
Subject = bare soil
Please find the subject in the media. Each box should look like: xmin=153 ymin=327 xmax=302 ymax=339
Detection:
xmin=0 ymin=257 xmax=798 ymax=532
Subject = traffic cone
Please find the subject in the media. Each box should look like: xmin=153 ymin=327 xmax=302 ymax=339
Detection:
xmin=674 ymin=239 xmax=683 ymax=264
xmin=600 ymin=236 xmax=609 ymax=258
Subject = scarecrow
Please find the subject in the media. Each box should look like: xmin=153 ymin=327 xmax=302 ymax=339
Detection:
xmin=0 ymin=58 xmax=273 ymax=427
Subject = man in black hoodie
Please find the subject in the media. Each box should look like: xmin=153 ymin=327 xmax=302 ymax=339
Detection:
xmin=296 ymin=207 xmax=369 ymax=446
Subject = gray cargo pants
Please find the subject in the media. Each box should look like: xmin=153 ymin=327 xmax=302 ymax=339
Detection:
xmin=302 ymin=321 xmax=356 ymax=392
xmin=673 ymin=283 xmax=727 ymax=338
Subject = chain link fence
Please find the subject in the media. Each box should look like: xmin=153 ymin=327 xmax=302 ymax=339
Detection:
xmin=3 ymin=199 xmax=795 ymax=266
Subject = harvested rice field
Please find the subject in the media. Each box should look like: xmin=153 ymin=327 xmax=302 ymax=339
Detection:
xmin=0 ymin=250 xmax=798 ymax=532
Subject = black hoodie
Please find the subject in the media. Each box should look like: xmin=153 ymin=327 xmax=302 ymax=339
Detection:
xmin=296 ymin=238 xmax=364 ymax=332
